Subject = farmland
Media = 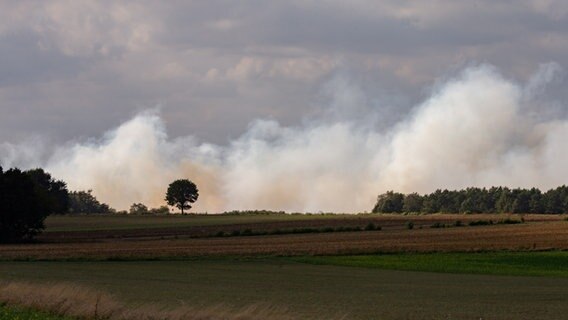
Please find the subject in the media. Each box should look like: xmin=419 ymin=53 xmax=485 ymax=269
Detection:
xmin=2 ymin=257 xmax=568 ymax=320
xmin=1 ymin=213 xmax=568 ymax=319
xmin=0 ymin=213 xmax=565 ymax=260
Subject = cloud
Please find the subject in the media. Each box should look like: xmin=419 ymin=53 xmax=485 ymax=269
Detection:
xmin=1 ymin=1 xmax=568 ymax=185
xmin=4 ymin=64 xmax=568 ymax=213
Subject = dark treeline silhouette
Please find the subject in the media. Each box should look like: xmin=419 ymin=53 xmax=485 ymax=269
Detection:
xmin=372 ymin=186 xmax=568 ymax=214
xmin=68 ymin=190 xmax=115 ymax=214
xmin=0 ymin=166 xmax=122 ymax=242
xmin=0 ymin=167 xmax=69 ymax=242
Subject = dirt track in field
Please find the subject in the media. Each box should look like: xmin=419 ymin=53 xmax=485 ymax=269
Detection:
xmin=1 ymin=216 xmax=567 ymax=260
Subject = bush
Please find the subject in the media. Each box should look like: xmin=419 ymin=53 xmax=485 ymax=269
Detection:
xmin=453 ymin=220 xmax=464 ymax=227
xmin=498 ymin=218 xmax=523 ymax=225
xmin=405 ymin=221 xmax=414 ymax=230
xmin=468 ymin=220 xmax=493 ymax=226
xmin=430 ymin=222 xmax=446 ymax=228
xmin=129 ymin=203 xmax=148 ymax=215
xmin=149 ymin=206 xmax=170 ymax=215
xmin=293 ymin=228 xmax=318 ymax=234
xmin=364 ymin=222 xmax=377 ymax=231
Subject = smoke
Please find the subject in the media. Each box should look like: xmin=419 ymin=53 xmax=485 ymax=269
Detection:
xmin=1 ymin=63 xmax=567 ymax=212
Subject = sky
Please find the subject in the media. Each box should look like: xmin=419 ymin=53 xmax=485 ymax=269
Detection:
xmin=1 ymin=1 xmax=568 ymax=212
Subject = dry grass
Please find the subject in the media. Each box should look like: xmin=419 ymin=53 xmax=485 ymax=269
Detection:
xmin=0 ymin=281 xmax=294 ymax=320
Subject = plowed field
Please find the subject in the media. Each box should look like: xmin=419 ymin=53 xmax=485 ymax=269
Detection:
xmin=1 ymin=214 xmax=566 ymax=260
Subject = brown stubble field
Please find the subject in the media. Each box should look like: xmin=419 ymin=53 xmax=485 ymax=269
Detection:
xmin=1 ymin=214 xmax=567 ymax=260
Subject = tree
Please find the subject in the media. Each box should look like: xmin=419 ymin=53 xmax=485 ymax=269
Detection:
xmin=403 ymin=193 xmax=423 ymax=213
xmin=0 ymin=167 xmax=68 ymax=242
xmin=25 ymin=168 xmax=69 ymax=214
xmin=165 ymin=179 xmax=199 ymax=214
xmin=129 ymin=203 xmax=148 ymax=214
xmin=421 ymin=195 xmax=440 ymax=213
xmin=528 ymin=188 xmax=544 ymax=213
xmin=511 ymin=190 xmax=531 ymax=213
xmin=372 ymin=191 xmax=404 ymax=213
xmin=68 ymin=190 xmax=114 ymax=214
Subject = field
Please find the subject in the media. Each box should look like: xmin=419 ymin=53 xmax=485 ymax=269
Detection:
xmin=1 ymin=213 xmax=568 ymax=319
xmin=2 ymin=257 xmax=568 ymax=319
xmin=294 ymin=251 xmax=568 ymax=277
xmin=0 ymin=213 xmax=566 ymax=260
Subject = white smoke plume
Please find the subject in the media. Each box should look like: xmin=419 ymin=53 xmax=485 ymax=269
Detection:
xmin=1 ymin=63 xmax=567 ymax=212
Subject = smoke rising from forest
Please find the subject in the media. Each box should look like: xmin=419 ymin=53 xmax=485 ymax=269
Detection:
xmin=1 ymin=63 xmax=567 ymax=212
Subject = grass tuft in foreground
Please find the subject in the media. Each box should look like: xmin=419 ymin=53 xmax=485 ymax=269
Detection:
xmin=0 ymin=281 xmax=293 ymax=320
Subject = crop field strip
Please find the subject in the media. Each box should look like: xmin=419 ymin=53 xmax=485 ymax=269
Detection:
xmin=43 ymin=213 xmax=564 ymax=231
xmin=1 ymin=259 xmax=568 ymax=319
xmin=43 ymin=213 xmax=361 ymax=232
xmin=2 ymin=220 xmax=567 ymax=260
xmin=38 ymin=213 xmax=565 ymax=242
xmin=292 ymin=251 xmax=568 ymax=277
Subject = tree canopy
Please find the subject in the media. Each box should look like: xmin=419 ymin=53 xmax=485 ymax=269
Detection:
xmin=26 ymin=168 xmax=69 ymax=214
xmin=165 ymin=179 xmax=199 ymax=214
xmin=372 ymin=186 xmax=568 ymax=214
xmin=68 ymin=190 xmax=114 ymax=214
xmin=0 ymin=167 xmax=69 ymax=242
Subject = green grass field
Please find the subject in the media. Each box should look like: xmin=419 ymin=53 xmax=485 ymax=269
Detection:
xmin=293 ymin=251 xmax=568 ymax=277
xmin=0 ymin=304 xmax=70 ymax=320
xmin=1 ymin=256 xmax=568 ymax=319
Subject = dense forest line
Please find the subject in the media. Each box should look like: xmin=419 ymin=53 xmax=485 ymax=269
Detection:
xmin=372 ymin=186 xmax=568 ymax=214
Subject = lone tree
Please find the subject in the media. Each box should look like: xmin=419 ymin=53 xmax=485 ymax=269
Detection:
xmin=165 ymin=179 xmax=199 ymax=214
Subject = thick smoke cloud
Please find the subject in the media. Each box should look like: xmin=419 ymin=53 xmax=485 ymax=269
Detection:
xmin=1 ymin=64 xmax=566 ymax=212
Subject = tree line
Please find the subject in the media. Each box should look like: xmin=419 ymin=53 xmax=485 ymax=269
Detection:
xmin=372 ymin=186 xmax=568 ymax=214
xmin=1 ymin=165 xmax=200 ymax=242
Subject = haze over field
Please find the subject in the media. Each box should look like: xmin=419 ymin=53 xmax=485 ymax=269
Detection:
xmin=1 ymin=1 xmax=568 ymax=212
